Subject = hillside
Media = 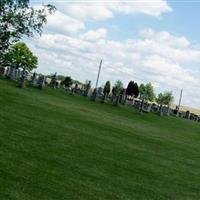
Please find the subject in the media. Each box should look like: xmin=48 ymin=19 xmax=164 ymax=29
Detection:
xmin=0 ymin=77 xmax=200 ymax=200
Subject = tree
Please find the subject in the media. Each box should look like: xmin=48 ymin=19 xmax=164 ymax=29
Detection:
xmin=133 ymin=83 xmax=139 ymax=98
xmin=156 ymin=91 xmax=174 ymax=115
xmin=102 ymin=81 xmax=111 ymax=103
xmin=113 ymin=80 xmax=123 ymax=106
xmin=124 ymin=81 xmax=139 ymax=105
xmin=57 ymin=75 xmax=65 ymax=81
xmin=156 ymin=93 xmax=164 ymax=109
xmin=103 ymin=81 xmax=111 ymax=95
xmin=163 ymin=91 xmax=174 ymax=107
xmin=139 ymin=83 xmax=155 ymax=112
xmin=62 ymin=76 xmax=73 ymax=88
xmin=139 ymin=83 xmax=146 ymax=99
xmin=139 ymin=83 xmax=155 ymax=102
xmin=3 ymin=42 xmax=38 ymax=72
xmin=0 ymin=0 xmax=56 ymax=52
xmin=114 ymin=80 xmax=123 ymax=95
xmin=126 ymin=81 xmax=135 ymax=96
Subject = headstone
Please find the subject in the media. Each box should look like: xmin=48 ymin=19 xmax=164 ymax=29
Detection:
xmin=97 ymin=87 xmax=103 ymax=97
xmin=142 ymin=102 xmax=152 ymax=113
xmin=101 ymin=94 xmax=108 ymax=103
xmin=84 ymin=81 xmax=91 ymax=96
xmin=74 ymin=83 xmax=78 ymax=93
xmin=179 ymin=111 xmax=186 ymax=118
xmin=16 ymin=69 xmax=21 ymax=80
xmin=30 ymin=72 xmax=37 ymax=86
xmin=190 ymin=113 xmax=198 ymax=121
xmin=38 ymin=75 xmax=46 ymax=89
xmin=14 ymin=68 xmax=18 ymax=80
xmin=19 ymin=67 xmax=28 ymax=88
xmin=133 ymin=99 xmax=141 ymax=109
xmin=119 ymin=89 xmax=126 ymax=104
xmin=126 ymin=99 xmax=133 ymax=106
xmin=151 ymin=103 xmax=159 ymax=113
xmin=119 ymin=94 xmax=123 ymax=104
xmin=185 ymin=111 xmax=190 ymax=119
xmin=90 ymin=88 xmax=97 ymax=101
xmin=160 ymin=106 xmax=170 ymax=116
xmin=0 ymin=67 xmax=5 ymax=76
xmin=5 ymin=67 xmax=10 ymax=77
xmin=50 ymin=72 xmax=57 ymax=89
xmin=71 ymin=83 xmax=78 ymax=95
xmin=113 ymin=95 xmax=120 ymax=106
xmin=10 ymin=68 xmax=16 ymax=80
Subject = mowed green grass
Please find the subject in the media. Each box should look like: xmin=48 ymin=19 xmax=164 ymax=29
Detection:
xmin=1 ymin=77 xmax=200 ymax=200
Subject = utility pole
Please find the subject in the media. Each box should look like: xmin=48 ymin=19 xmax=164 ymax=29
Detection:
xmin=91 ymin=59 xmax=103 ymax=101
xmin=177 ymin=89 xmax=183 ymax=115
xmin=95 ymin=59 xmax=103 ymax=89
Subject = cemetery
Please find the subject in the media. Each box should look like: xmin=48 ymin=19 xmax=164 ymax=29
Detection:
xmin=1 ymin=1 xmax=200 ymax=199
xmin=1 ymin=66 xmax=199 ymax=123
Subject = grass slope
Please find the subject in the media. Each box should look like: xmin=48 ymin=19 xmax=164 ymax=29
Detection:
xmin=0 ymin=77 xmax=200 ymax=200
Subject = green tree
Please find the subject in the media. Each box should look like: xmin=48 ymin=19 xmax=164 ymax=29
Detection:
xmin=124 ymin=81 xmax=139 ymax=105
xmin=163 ymin=91 xmax=174 ymax=107
xmin=103 ymin=81 xmax=111 ymax=95
xmin=156 ymin=93 xmax=164 ymax=106
xmin=102 ymin=81 xmax=111 ymax=103
xmin=62 ymin=76 xmax=73 ymax=88
xmin=126 ymin=81 xmax=135 ymax=96
xmin=133 ymin=83 xmax=139 ymax=98
xmin=139 ymin=83 xmax=155 ymax=102
xmin=139 ymin=83 xmax=155 ymax=112
xmin=4 ymin=42 xmax=38 ymax=72
xmin=156 ymin=91 xmax=174 ymax=115
xmin=57 ymin=75 xmax=65 ymax=81
xmin=0 ymin=0 xmax=56 ymax=52
xmin=113 ymin=80 xmax=124 ymax=106
xmin=114 ymin=80 xmax=124 ymax=95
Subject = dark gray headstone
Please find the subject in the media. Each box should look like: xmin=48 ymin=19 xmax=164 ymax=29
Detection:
xmin=160 ymin=106 xmax=170 ymax=116
xmin=0 ymin=67 xmax=5 ymax=76
xmin=142 ymin=102 xmax=152 ymax=113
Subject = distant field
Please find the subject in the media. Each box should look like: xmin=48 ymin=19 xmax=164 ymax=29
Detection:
xmin=180 ymin=105 xmax=200 ymax=115
xmin=171 ymin=104 xmax=200 ymax=115
xmin=1 ymin=77 xmax=200 ymax=200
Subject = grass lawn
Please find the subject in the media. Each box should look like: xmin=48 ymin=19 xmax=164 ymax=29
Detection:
xmin=0 ymin=77 xmax=200 ymax=200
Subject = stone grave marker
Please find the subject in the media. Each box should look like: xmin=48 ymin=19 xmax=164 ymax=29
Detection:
xmin=142 ymin=102 xmax=152 ymax=113
xmin=38 ymin=75 xmax=46 ymax=89
xmin=160 ymin=106 xmax=170 ymax=116
xmin=185 ymin=111 xmax=190 ymax=119
xmin=0 ymin=67 xmax=5 ymax=76
xmin=30 ymin=72 xmax=38 ymax=86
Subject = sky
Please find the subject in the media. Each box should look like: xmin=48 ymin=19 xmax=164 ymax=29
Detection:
xmin=27 ymin=0 xmax=200 ymax=109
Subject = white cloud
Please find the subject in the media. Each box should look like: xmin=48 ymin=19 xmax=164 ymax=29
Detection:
xmin=61 ymin=3 xmax=113 ymax=21
xmin=112 ymin=0 xmax=172 ymax=17
xmin=140 ymin=28 xmax=190 ymax=47
xmin=46 ymin=10 xmax=85 ymax=34
xmin=57 ymin=0 xmax=172 ymax=21
xmin=142 ymin=55 xmax=198 ymax=87
xmin=80 ymin=28 xmax=107 ymax=41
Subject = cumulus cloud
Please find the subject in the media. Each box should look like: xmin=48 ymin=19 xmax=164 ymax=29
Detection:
xmin=111 ymin=0 xmax=172 ymax=17
xmin=80 ymin=28 xmax=107 ymax=41
xmin=46 ymin=10 xmax=85 ymax=34
xmin=56 ymin=0 xmax=172 ymax=21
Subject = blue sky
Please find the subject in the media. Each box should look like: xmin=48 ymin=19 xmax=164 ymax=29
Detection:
xmin=28 ymin=0 xmax=200 ymax=109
